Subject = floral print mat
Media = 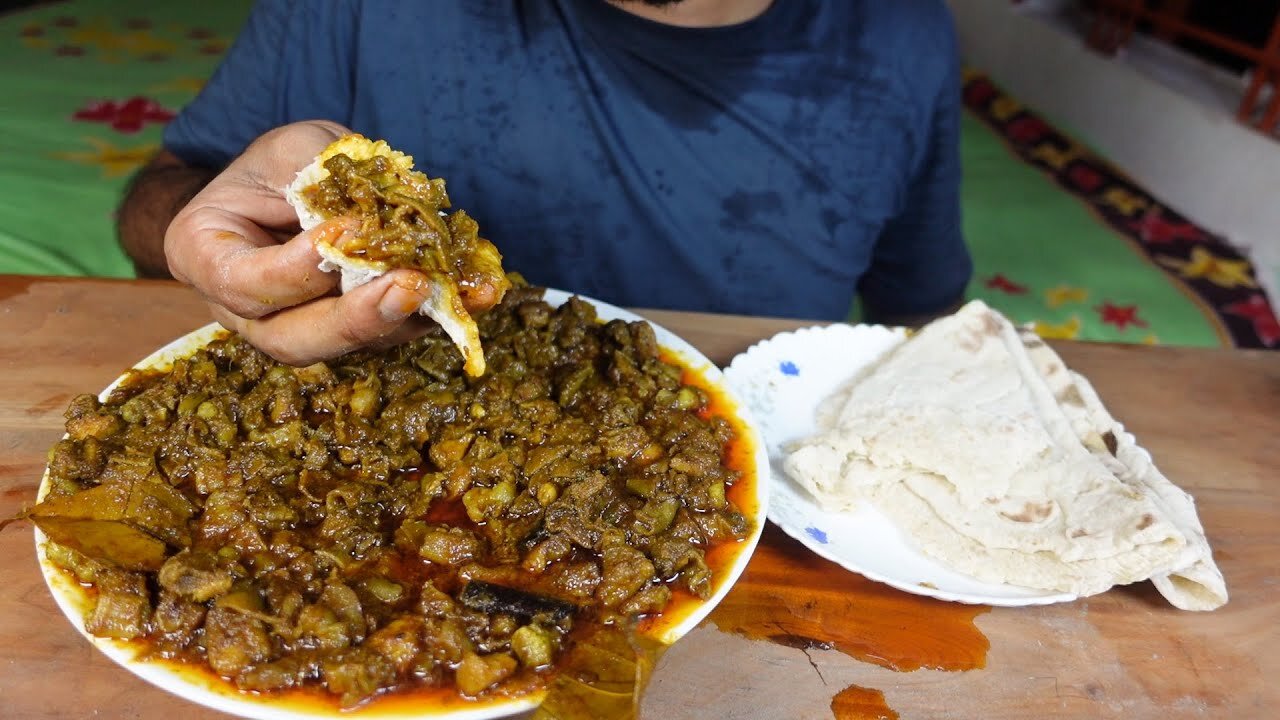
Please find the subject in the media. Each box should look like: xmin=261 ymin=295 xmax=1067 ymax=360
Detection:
xmin=0 ymin=0 xmax=250 ymax=278
xmin=960 ymin=70 xmax=1278 ymax=349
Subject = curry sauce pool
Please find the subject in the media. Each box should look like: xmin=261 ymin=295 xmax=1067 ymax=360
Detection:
xmin=22 ymin=284 xmax=756 ymax=711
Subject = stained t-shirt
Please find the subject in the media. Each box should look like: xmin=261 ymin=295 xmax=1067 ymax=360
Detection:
xmin=163 ymin=0 xmax=971 ymax=320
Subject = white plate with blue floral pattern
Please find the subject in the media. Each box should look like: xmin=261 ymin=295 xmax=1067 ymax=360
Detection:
xmin=723 ymin=323 xmax=1077 ymax=607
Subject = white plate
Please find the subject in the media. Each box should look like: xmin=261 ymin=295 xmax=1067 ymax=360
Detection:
xmin=34 ymin=288 xmax=770 ymax=719
xmin=723 ymin=323 xmax=1077 ymax=607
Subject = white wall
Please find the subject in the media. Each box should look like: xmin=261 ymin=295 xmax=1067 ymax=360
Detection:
xmin=948 ymin=0 xmax=1280 ymax=302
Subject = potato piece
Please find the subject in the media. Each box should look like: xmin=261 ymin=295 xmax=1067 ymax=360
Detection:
xmin=455 ymin=651 xmax=517 ymax=696
xmin=418 ymin=526 xmax=481 ymax=566
xmin=511 ymin=624 xmax=556 ymax=668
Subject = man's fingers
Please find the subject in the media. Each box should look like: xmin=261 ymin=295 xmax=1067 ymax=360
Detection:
xmin=170 ymin=214 xmax=357 ymax=319
xmin=241 ymin=120 xmax=351 ymax=188
xmin=211 ymin=269 xmax=438 ymax=366
xmin=220 ymin=120 xmax=352 ymax=231
xmin=165 ymin=121 xmax=444 ymax=365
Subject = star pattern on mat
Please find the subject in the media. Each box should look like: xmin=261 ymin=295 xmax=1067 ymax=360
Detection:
xmin=1098 ymin=187 xmax=1149 ymax=217
xmin=1044 ymin=284 xmax=1088 ymax=309
xmin=990 ymin=96 xmax=1022 ymax=121
xmin=1127 ymin=208 xmax=1204 ymax=245
xmin=984 ymin=273 xmax=1028 ymax=294
xmin=18 ymin=15 xmax=227 ymax=62
xmin=73 ymin=97 xmax=175 ymax=133
xmin=65 ymin=18 xmax=177 ymax=61
xmin=1222 ymin=294 xmax=1280 ymax=347
xmin=962 ymin=69 xmax=1279 ymax=348
xmin=55 ymin=137 xmax=157 ymax=178
xmin=1030 ymin=143 xmax=1082 ymax=171
xmin=1158 ymin=247 xmax=1257 ymax=289
xmin=1034 ymin=316 xmax=1081 ymax=340
xmin=1096 ymin=302 xmax=1149 ymax=331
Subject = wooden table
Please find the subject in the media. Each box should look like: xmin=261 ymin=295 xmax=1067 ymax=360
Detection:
xmin=1 ymin=275 xmax=1276 ymax=719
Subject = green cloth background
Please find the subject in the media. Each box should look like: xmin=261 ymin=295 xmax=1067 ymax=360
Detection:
xmin=957 ymin=113 xmax=1222 ymax=347
xmin=0 ymin=0 xmax=253 ymax=277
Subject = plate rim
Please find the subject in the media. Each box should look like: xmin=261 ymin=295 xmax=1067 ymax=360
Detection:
xmin=723 ymin=321 xmax=1079 ymax=608
xmin=33 ymin=287 xmax=771 ymax=719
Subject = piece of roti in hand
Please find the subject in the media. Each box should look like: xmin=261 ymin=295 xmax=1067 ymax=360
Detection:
xmin=286 ymin=135 xmax=511 ymax=376
xmin=783 ymin=300 xmax=1226 ymax=609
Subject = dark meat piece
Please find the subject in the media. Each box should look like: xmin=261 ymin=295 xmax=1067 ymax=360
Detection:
xmin=152 ymin=590 xmax=206 ymax=648
xmin=459 ymin=581 xmax=577 ymax=622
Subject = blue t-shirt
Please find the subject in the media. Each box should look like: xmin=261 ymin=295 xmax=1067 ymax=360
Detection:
xmin=164 ymin=0 xmax=971 ymax=320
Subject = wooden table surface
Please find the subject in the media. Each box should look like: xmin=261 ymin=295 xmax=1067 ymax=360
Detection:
xmin=1 ymin=275 xmax=1276 ymax=719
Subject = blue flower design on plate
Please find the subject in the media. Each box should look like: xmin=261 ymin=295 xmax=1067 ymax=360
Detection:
xmin=805 ymin=526 xmax=828 ymax=544
xmin=779 ymin=361 xmax=799 ymax=376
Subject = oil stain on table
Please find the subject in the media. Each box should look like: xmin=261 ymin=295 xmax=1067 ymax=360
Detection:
xmin=710 ymin=526 xmax=991 ymax=718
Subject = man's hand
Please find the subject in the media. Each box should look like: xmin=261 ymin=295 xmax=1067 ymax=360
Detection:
xmin=164 ymin=121 xmax=438 ymax=366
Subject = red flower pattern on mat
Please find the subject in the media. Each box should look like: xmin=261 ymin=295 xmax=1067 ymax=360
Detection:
xmin=73 ymin=97 xmax=175 ymax=133
xmin=1127 ymin=209 xmax=1204 ymax=245
xmin=1006 ymin=116 xmax=1049 ymax=144
xmin=1066 ymin=162 xmax=1104 ymax=193
xmin=1223 ymin=294 xmax=1280 ymax=346
xmin=964 ymin=78 xmax=996 ymax=107
xmin=984 ymin=273 xmax=1028 ymax=294
xmin=1096 ymin=302 xmax=1149 ymax=331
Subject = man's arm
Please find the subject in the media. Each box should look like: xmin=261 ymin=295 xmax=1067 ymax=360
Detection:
xmin=117 ymin=151 xmax=217 ymax=278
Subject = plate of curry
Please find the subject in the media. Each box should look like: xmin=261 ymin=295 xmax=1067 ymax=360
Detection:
xmin=26 ymin=285 xmax=768 ymax=719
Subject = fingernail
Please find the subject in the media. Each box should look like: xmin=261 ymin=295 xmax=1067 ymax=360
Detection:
xmin=378 ymin=277 xmax=427 ymax=322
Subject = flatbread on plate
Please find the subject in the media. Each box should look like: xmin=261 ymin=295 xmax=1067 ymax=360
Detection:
xmin=783 ymin=301 xmax=1225 ymax=609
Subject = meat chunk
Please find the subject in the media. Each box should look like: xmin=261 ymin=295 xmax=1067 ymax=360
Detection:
xmin=204 ymin=606 xmax=272 ymax=678
xmin=455 ymin=651 xmax=517 ymax=696
xmin=85 ymin=569 xmax=150 ymax=639
xmin=158 ymin=549 xmax=232 ymax=602
xmin=597 ymin=534 xmax=656 ymax=609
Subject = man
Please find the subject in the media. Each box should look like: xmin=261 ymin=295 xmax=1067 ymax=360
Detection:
xmin=119 ymin=0 xmax=971 ymax=366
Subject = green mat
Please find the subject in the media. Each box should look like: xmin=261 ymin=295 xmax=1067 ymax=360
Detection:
xmin=960 ymin=71 xmax=1276 ymax=349
xmin=0 ymin=0 xmax=253 ymax=278
xmin=2 ymin=0 xmax=1274 ymax=347
xmin=958 ymin=109 xmax=1222 ymax=347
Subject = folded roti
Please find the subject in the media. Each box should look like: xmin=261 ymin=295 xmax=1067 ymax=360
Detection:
xmin=285 ymin=135 xmax=509 ymax=377
xmin=783 ymin=301 xmax=1226 ymax=608
xmin=1016 ymin=328 xmax=1226 ymax=610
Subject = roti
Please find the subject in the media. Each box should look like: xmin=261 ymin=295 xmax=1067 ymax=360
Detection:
xmin=286 ymin=135 xmax=509 ymax=376
xmin=782 ymin=301 xmax=1226 ymax=609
